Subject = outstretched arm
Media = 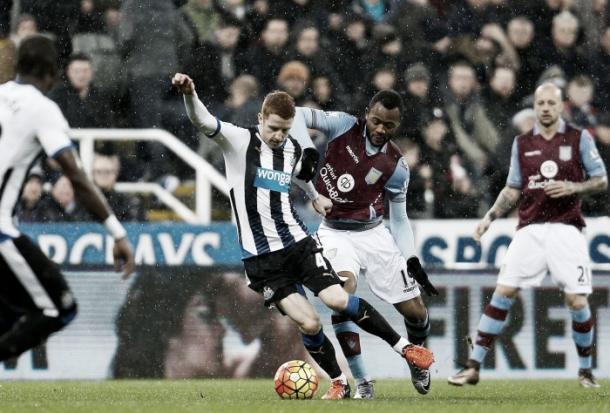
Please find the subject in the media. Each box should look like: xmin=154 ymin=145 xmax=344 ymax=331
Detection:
xmin=293 ymin=107 xmax=358 ymax=143
xmin=172 ymin=73 xmax=220 ymax=135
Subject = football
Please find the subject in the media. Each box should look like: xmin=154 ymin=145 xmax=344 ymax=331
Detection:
xmin=273 ymin=360 xmax=319 ymax=399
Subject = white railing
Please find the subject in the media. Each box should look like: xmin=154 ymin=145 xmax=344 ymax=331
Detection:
xmin=70 ymin=128 xmax=229 ymax=224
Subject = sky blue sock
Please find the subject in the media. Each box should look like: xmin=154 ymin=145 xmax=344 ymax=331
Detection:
xmin=571 ymin=306 xmax=593 ymax=369
xmin=471 ymin=293 xmax=514 ymax=364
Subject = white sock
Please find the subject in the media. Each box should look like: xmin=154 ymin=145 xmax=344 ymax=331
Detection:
xmin=392 ymin=337 xmax=410 ymax=354
xmin=331 ymin=372 xmax=347 ymax=384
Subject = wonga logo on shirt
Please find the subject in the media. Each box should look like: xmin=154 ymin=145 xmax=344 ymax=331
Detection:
xmin=254 ymin=167 xmax=291 ymax=192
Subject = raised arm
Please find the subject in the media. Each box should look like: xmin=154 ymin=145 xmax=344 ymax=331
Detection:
xmin=172 ymin=73 xmax=220 ymax=136
xmin=173 ymin=73 xmax=249 ymax=152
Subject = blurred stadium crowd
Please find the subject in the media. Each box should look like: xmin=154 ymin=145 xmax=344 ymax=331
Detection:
xmin=1 ymin=0 xmax=609 ymax=222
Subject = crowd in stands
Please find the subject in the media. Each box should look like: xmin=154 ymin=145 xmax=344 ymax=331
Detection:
xmin=1 ymin=0 xmax=609 ymax=222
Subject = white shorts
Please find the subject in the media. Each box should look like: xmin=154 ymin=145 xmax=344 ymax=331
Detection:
xmin=316 ymin=223 xmax=420 ymax=304
xmin=499 ymin=223 xmax=592 ymax=294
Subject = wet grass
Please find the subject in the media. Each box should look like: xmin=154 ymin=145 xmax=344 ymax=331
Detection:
xmin=0 ymin=379 xmax=608 ymax=413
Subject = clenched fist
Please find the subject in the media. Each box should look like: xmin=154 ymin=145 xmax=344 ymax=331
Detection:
xmin=172 ymin=73 xmax=195 ymax=95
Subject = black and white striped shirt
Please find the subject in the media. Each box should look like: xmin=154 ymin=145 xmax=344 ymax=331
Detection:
xmin=0 ymin=81 xmax=73 ymax=241
xmin=202 ymin=119 xmax=309 ymax=258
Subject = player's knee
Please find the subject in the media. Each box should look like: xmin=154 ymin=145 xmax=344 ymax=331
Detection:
xmin=325 ymin=294 xmax=350 ymax=313
xmin=299 ymin=316 xmax=322 ymax=335
xmin=565 ymin=294 xmax=588 ymax=310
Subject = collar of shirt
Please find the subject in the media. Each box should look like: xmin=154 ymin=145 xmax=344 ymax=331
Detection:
xmin=533 ymin=118 xmax=566 ymax=136
xmin=362 ymin=124 xmax=388 ymax=156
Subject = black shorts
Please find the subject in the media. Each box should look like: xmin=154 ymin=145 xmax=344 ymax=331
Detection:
xmin=243 ymin=236 xmax=342 ymax=307
xmin=0 ymin=235 xmax=76 ymax=320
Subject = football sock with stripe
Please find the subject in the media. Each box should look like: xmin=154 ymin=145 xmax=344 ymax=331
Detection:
xmin=471 ymin=293 xmax=515 ymax=364
xmin=404 ymin=311 xmax=430 ymax=346
xmin=341 ymin=295 xmax=406 ymax=353
xmin=332 ymin=313 xmax=369 ymax=382
xmin=571 ymin=306 xmax=594 ymax=369
xmin=301 ymin=328 xmax=343 ymax=379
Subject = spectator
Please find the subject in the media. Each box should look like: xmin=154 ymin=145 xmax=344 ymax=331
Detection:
xmin=352 ymin=0 xmax=399 ymax=23
xmin=181 ymin=0 xmax=220 ymax=43
xmin=482 ymin=66 xmax=519 ymax=132
xmin=186 ymin=18 xmax=243 ymax=106
xmin=447 ymin=0 xmax=490 ymax=38
xmin=511 ymin=107 xmax=537 ymax=134
xmin=276 ymin=60 xmax=311 ymax=105
xmin=75 ymin=0 xmax=106 ymax=34
xmin=331 ymin=13 xmax=369 ymax=93
xmin=563 ymin=75 xmax=598 ymax=129
xmin=274 ymin=0 xmax=327 ymax=26
xmin=353 ymin=66 xmax=397 ymax=113
xmin=443 ymin=61 xmax=500 ymax=176
xmin=540 ymin=10 xmax=590 ymax=78
xmin=287 ymin=22 xmax=342 ymax=93
xmin=400 ymin=62 xmax=436 ymax=141
xmin=48 ymin=53 xmax=111 ymax=128
xmin=310 ymin=75 xmax=345 ymax=112
xmin=92 ymin=153 xmax=145 ymax=221
xmin=204 ymin=74 xmax=260 ymax=176
xmin=489 ymin=107 xmax=537 ymax=201
xmin=119 ymin=0 xmax=194 ymax=129
xmin=419 ymin=17 xmax=452 ymax=87
xmin=363 ymin=23 xmax=409 ymax=77
xmin=396 ymin=139 xmax=429 ymax=218
xmin=590 ymin=26 xmax=610 ymax=112
xmin=10 ymin=14 xmax=39 ymax=47
xmin=119 ymin=0 xmax=194 ymax=180
xmin=525 ymin=0 xmax=576 ymax=41
xmin=506 ymin=16 xmax=545 ymax=100
xmin=20 ymin=0 xmax=81 ymax=64
xmin=218 ymin=74 xmax=261 ymax=128
xmin=582 ymin=112 xmax=610 ymax=216
xmin=16 ymin=173 xmax=45 ymax=223
xmin=573 ymin=0 xmax=608 ymax=49
xmin=391 ymin=0 xmax=439 ymax=59
xmin=36 ymin=175 xmax=91 ymax=222
xmin=0 ymin=0 xmax=10 ymax=38
xmin=419 ymin=109 xmax=479 ymax=218
xmin=237 ymin=17 xmax=289 ymax=92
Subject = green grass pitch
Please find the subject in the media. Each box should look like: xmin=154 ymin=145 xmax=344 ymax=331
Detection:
xmin=0 ymin=379 xmax=608 ymax=413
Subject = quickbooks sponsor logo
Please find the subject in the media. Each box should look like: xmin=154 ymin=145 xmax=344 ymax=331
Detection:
xmin=254 ymin=167 xmax=291 ymax=192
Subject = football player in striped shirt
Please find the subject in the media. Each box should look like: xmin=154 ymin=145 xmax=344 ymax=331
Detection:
xmin=173 ymin=72 xmax=434 ymax=399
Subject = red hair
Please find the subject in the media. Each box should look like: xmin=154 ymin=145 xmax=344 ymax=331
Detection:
xmin=261 ymin=91 xmax=295 ymax=120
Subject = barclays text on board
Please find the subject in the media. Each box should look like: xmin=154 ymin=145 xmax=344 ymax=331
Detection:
xmin=20 ymin=217 xmax=610 ymax=267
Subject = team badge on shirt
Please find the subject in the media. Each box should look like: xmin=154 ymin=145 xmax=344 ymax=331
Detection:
xmin=540 ymin=160 xmax=558 ymax=178
xmin=337 ymin=173 xmax=355 ymax=192
xmin=364 ymin=167 xmax=383 ymax=185
xmin=559 ymin=146 xmax=572 ymax=161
